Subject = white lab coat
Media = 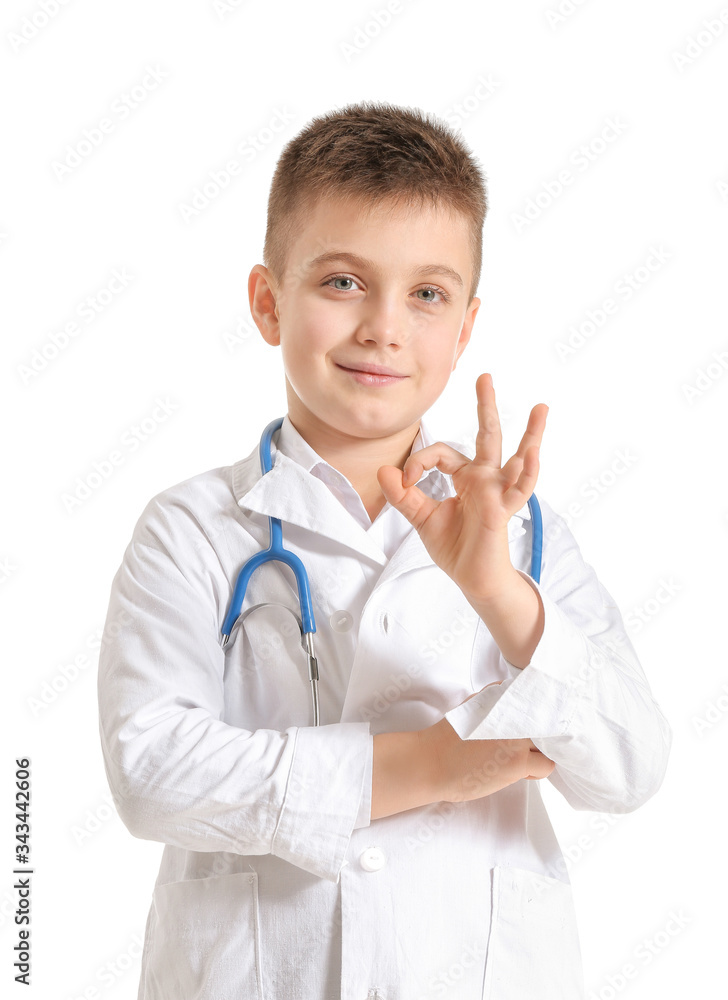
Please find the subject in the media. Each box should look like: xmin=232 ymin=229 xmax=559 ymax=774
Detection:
xmin=97 ymin=416 xmax=671 ymax=1000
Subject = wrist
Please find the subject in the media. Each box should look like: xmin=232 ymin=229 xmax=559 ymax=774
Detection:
xmin=371 ymin=729 xmax=440 ymax=820
xmin=461 ymin=564 xmax=523 ymax=608
xmin=415 ymin=723 xmax=446 ymax=805
xmin=462 ymin=568 xmax=545 ymax=670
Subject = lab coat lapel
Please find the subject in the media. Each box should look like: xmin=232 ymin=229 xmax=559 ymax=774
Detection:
xmin=231 ymin=432 xmax=531 ymax=578
xmin=232 ymin=447 xmax=389 ymax=566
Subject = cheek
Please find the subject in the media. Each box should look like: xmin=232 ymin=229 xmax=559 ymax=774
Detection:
xmin=422 ymin=340 xmax=458 ymax=379
xmin=283 ymin=302 xmax=339 ymax=359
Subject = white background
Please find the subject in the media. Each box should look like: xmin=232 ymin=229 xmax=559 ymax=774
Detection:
xmin=2 ymin=1 xmax=726 ymax=997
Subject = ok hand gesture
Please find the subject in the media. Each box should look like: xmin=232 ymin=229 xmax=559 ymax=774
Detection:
xmin=377 ymin=373 xmax=548 ymax=602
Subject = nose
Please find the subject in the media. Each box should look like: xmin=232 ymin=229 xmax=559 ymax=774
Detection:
xmin=355 ymin=294 xmax=410 ymax=348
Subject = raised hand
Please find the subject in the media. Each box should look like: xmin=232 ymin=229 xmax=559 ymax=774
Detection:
xmin=377 ymin=372 xmax=548 ymax=603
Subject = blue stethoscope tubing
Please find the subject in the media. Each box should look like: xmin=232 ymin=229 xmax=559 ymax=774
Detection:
xmin=221 ymin=417 xmax=321 ymax=724
xmin=220 ymin=417 xmax=543 ymax=726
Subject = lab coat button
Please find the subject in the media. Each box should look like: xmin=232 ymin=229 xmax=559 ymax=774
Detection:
xmin=330 ymin=610 xmax=353 ymax=632
xmin=359 ymin=846 xmax=386 ymax=872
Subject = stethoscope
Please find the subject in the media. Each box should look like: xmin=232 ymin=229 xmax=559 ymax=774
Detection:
xmin=220 ymin=417 xmax=544 ymax=727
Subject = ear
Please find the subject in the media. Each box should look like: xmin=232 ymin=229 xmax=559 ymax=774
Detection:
xmin=452 ymin=296 xmax=480 ymax=369
xmin=248 ymin=265 xmax=281 ymax=346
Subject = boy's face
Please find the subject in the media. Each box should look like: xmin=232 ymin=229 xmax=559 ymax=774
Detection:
xmin=250 ymin=193 xmax=480 ymax=444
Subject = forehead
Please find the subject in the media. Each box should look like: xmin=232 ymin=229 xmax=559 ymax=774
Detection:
xmin=287 ymin=193 xmax=472 ymax=282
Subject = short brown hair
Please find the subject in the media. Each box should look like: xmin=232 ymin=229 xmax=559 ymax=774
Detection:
xmin=262 ymin=100 xmax=488 ymax=304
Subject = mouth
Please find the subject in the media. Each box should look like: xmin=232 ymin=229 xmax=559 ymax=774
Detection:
xmin=335 ymin=362 xmax=409 ymax=388
xmin=335 ymin=362 xmax=407 ymax=378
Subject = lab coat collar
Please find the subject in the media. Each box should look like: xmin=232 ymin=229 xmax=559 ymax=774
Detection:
xmin=231 ymin=415 xmax=529 ymax=571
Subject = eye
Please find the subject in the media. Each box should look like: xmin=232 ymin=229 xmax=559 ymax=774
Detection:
xmin=416 ymin=285 xmax=450 ymax=304
xmin=321 ymin=274 xmax=450 ymax=304
xmin=324 ymin=274 xmax=360 ymax=292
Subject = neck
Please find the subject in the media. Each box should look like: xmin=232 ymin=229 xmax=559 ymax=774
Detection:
xmin=286 ymin=411 xmax=420 ymax=516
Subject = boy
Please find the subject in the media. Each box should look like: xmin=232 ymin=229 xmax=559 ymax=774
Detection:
xmin=98 ymin=101 xmax=671 ymax=1000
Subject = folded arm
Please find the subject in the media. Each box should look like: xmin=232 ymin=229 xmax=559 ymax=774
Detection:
xmin=97 ymin=496 xmax=372 ymax=884
xmin=443 ymin=500 xmax=672 ymax=813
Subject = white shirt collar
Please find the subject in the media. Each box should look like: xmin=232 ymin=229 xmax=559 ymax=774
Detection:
xmin=231 ymin=413 xmax=530 ymax=565
xmin=275 ymin=413 xmax=444 ymax=530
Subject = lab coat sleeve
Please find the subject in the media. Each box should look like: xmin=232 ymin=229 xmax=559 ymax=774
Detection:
xmin=97 ymin=491 xmax=373 ymax=884
xmin=353 ymin=744 xmax=373 ymax=828
xmin=443 ymin=497 xmax=672 ymax=813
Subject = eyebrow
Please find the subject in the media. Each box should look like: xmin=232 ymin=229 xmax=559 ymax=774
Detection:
xmin=305 ymin=250 xmax=464 ymax=288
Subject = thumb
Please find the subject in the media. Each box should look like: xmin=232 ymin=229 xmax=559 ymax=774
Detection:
xmin=377 ymin=464 xmax=438 ymax=531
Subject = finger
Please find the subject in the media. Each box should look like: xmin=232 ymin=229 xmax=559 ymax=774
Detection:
xmin=377 ymin=464 xmax=440 ymax=531
xmin=524 ymin=742 xmax=554 ymax=780
xmin=500 ymin=404 xmax=548 ymax=484
xmin=524 ymin=750 xmax=555 ymax=779
xmin=401 ymin=442 xmax=472 ymax=487
xmin=513 ymin=403 xmax=548 ymax=462
xmin=501 ymin=439 xmax=539 ymax=494
xmin=503 ymin=443 xmax=540 ymax=509
xmin=474 ymin=373 xmax=502 ymax=468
